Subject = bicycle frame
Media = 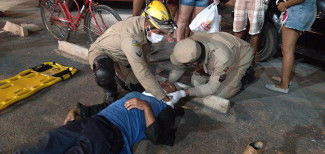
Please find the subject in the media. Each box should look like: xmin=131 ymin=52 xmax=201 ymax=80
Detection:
xmin=87 ymin=1 xmax=107 ymax=34
xmin=42 ymin=0 xmax=104 ymax=33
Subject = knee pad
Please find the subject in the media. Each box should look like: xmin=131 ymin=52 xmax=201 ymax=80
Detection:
xmin=93 ymin=56 xmax=116 ymax=87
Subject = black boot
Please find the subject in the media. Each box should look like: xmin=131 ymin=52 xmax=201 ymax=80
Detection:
xmin=93 ymin=55 xmax=118 ymax=103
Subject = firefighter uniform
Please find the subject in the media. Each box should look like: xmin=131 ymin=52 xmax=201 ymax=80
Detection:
xmin=169 ymin=32 xmax=253 ymax=99
xmin=88 ymin=16 xmax=167 ymax=100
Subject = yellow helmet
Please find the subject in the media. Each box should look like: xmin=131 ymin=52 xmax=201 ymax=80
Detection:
xmin=142 ymin=0 xmax=177 ymax=33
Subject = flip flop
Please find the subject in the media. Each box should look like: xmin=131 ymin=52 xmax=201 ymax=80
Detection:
xmin=265 ymin=84 xmax=289 ymax=94
xmin=271 ymin=76 xmax=292 ymax=86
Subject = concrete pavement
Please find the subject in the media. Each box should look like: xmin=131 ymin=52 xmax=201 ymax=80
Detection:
xmin=0 ymin=0 xmax=324 ymax=153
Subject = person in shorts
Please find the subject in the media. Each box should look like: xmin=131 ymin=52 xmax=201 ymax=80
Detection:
xmin=233 ymin=0 xmax=268 ymax=64
xmin=176 ymin=0 xmax=209 ymax=42
xmin=265 ymin=0 xmax=317 ymax=94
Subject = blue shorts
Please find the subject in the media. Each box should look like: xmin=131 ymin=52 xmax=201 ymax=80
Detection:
xmin=180 ymin=0 xmax=209 ymax=7
xmin=285 ymin=0 xmax=316 ymax=31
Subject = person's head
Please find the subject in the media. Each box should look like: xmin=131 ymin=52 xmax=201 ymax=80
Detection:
xmin=170 ymin=39 xmax=205 ymax=67
xmin=160 ymin=81 xmax=176 ymax=94
xmin=143 ymin=0 xmax=177 ymax=43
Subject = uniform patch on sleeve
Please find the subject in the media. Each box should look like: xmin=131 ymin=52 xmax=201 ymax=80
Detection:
xmin=132 ymin=40 xmax=140 ymax=47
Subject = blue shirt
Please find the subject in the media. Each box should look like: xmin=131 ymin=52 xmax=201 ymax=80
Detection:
xmin=98 ymin=92 xmax=167 ymax=154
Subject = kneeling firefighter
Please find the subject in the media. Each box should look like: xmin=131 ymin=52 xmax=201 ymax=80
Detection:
xmin=88 ymin=1 xmax=178 ymax=105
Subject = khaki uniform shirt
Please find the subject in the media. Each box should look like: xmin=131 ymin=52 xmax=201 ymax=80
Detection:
xmin=88 ymin=16 xmax=167 ymax=100
xmin=169 ymin=32 xmax=253 ymax=97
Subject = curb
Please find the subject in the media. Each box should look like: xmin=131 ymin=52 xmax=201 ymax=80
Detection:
xmin=58 ymin=41 xmax=88 ymax=61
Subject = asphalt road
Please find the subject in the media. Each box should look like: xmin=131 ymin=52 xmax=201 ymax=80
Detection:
xmin=0 ymin=0 xmax=324 ymax=153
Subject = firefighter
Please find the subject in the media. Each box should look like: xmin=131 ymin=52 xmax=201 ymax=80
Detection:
xmin=88 ymin=1 xmax=178 ymax=105
xmin=167 ymin=32 xmax=253 ymax=103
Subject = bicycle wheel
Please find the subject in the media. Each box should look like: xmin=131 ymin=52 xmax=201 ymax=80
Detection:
xmin=40 ymin=0 xmax=70 ymax=41
xmin=85 ymin=5 xmax=122 ymax=43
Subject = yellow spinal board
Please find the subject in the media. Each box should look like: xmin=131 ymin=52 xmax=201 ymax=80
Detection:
xmin=0 ymin=62 xmax=78 ymax=111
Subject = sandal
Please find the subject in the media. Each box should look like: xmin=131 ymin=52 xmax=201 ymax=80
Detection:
xmin=271 ymin=76 xmax=292 ymax=86
xmin=265 ymin=84 xmax=289 ymax=94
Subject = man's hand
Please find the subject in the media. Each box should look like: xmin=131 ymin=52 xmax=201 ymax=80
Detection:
xmin=64 ymin=108 xmax=80 ymax=125
xmin=124 ymin=98 xmax=150 ymax=111
xmin=277 ymin=2 xmax=287 ymax=12
xmin=166 ymin=90 xmax=186 ymax=108
xmin=124 ymin=98 xmax=155 ymax=127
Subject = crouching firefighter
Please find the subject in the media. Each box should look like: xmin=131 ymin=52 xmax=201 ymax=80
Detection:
xmin=167 ymin=32 xmax=254 ymax=104
xmin=88 ymin=1 xmax=178 ymax=105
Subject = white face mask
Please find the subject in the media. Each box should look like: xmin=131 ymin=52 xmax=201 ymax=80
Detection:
xmin=146 ymin=26 xmax=164 ymax=43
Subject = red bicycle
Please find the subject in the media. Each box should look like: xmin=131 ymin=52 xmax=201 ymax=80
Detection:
xmin=40 ymin=0 xmax=122 ymax=43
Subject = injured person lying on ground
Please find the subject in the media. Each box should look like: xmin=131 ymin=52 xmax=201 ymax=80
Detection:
xmin=15 ymin=82 xmax=181 ymax=154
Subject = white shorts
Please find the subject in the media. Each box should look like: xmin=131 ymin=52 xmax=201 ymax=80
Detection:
xmin=233 ymin=0 xmax=268 ymax=35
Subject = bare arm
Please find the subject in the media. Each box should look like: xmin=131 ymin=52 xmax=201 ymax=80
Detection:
xmin=124 ymin=98 xmax=155 ymax=127
xmin=143 ymin=106 xmax=155 ymax=127
xmin=278 ymin=0 xmax=305 ymax=11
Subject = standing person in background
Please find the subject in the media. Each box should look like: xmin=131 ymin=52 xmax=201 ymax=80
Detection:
xmin=165 ymin=0 xmax=180 ymax=42
xmin=176 ymin=0 xmax=209 ymax=42
xmin=265 ymin=0 xmax=317 ymax=93
xmin=132 ymin=0 xmax=146 ymax=16
xmin=233 ymin=0 xmax=269 ymax=65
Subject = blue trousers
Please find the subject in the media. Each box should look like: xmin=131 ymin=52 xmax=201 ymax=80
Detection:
xmin=15 ymin=115 xmax=124 ymax=154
